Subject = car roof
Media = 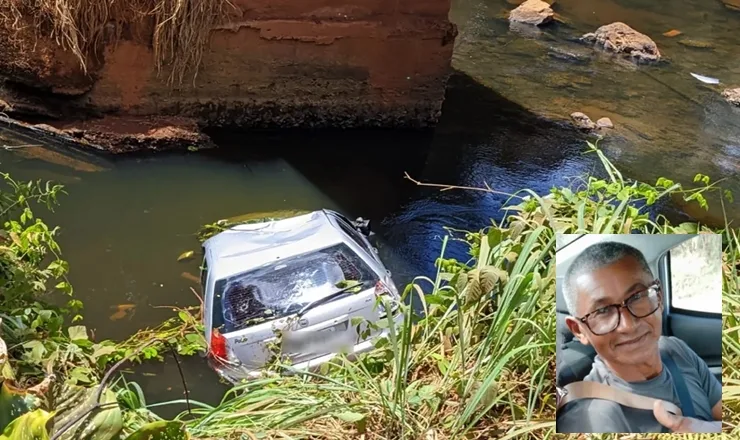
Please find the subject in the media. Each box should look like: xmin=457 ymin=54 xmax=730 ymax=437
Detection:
xmin=203 ymin=210 xmax=349 ymax=280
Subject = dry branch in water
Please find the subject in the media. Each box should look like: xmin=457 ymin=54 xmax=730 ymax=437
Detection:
xmin=2 ymin=0 xmax=234 ymax=86
xmin=403 ymin=172 xmax=523 ymax=199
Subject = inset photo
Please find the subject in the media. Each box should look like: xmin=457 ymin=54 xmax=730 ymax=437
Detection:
xmin=555 ymin=234 xmax=723 ymax=434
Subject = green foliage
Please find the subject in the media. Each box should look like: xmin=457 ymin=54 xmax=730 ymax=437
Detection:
xmin=0 ymin=174 xmax=71 ymax=308
xmin=123 ymin=421 xmax=189 ymax=440
xmin=0 ymin=409 xmax=53 ymax=440
xmin=334 ymin=280 xmax=363 ymax=293
xmin=0 ymin=172 xmax=206 ymax=438
xmin=0 ymin=382 xmax=38 ymax=433
xmin=1 ymin=307 xmax=205 ymax=387
xmin=51 ymin=385 xmax=122 ymax=440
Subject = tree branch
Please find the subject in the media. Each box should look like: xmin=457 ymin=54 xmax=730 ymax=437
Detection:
xmin=403 ymin=172 xmax=521 ymax=199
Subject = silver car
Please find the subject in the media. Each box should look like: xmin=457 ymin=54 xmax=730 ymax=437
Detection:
xmin=200 ymin=209 xmax=402 ymax=383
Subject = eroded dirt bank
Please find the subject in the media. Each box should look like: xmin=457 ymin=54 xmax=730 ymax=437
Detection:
xmin=0 ymin=0 xmax=456 ymax=153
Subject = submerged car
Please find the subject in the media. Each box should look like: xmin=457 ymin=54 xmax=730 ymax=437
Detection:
xmin=200 ymin=209 xmax=402 ymax=383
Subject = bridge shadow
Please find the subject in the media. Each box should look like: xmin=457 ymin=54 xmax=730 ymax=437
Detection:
xmin=202 ymin=70 xmax=589 ymax=220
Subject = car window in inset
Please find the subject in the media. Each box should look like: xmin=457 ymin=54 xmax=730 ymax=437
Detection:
xmin=669 ymin=234 xmax=722 ymax=314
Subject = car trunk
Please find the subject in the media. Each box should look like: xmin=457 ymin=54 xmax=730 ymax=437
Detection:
xmin=223 ymin=286 xmax=386 ymax=369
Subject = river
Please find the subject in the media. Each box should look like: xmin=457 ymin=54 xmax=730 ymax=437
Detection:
xmin=1 ymin=0 xmax=738 ymax=415
xmin=451 ymin=0 xmax=739 ymax=219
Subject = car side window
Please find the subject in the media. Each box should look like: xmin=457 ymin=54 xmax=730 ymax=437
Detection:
xmin=334 ymin=216 xmax=375 ymax=257
xmin=668 ymin=234 xmax=722 ymax=314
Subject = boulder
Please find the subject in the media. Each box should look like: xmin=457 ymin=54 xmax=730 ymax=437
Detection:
xmin=596 ymin=117 xmax=614 ymax=129
xmin=509 ymin=0 xmax=554 ymax=26
xmin=723 ymin=88 xmax=740 ymax=106
xmin=581 ymin=22 xmax=661 ymax=63
xmin=570 ymin=112 xmax=596 ymax=130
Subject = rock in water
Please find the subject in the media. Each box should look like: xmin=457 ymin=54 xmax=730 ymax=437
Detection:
xmin=596 ymin=117 xmax=614 ymax=129
xmin=509 ymin=0 xmax=554 ymax=26
xmin=547 ymin=46 xmax=592 ymax=63
xmin=570 ymin=112 xmax=596 ymax=130
xmin=723 ymin=88 xmax=740 ymax=106
xmin=581 ymin=22 xmax=661 ymax=63
xmin=678 ymin=39 xmax=714 ymax=49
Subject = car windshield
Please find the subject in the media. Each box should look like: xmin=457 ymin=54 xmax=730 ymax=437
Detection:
xmin=211 ymin=243 xmax=379 ymax=333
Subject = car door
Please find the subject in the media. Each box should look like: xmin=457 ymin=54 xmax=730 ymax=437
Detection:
xmin=659 ymin=234 xmax=723 ymax=382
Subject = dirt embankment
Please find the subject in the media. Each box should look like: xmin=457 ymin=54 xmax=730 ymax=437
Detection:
xmin=0 ymin=0 xmax=456 ymax=153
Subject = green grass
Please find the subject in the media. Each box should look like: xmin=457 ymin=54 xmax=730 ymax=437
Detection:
xmin=139 ymin=142 xmax=737 ymax=439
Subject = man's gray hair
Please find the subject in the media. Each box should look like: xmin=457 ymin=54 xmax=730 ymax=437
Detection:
xmin=562 ymin=241 xmax=653 ymax=316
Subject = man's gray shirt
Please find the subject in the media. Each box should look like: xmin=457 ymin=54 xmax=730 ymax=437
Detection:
xmin=557 ymin=336 xmax=722 ymax=433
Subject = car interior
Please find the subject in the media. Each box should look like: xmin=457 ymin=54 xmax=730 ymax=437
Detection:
xmin=555 ymin=234 xmax=723 ymax=389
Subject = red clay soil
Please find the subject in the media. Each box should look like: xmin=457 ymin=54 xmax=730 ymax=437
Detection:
xmin=56 ymin=116 xmax=218 ymax=154
xmin=0 ymin=0 xmax=456 ymax=153
xmin=1 ymin=114 xmax=215 ymax=154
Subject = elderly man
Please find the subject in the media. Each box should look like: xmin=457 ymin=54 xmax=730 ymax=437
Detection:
xmin=556 ymin=241 xmax=722 ymax=433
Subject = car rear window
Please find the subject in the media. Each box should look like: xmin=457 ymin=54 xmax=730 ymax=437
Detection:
xmin=211 ymin=243 xmax=379 ymax=333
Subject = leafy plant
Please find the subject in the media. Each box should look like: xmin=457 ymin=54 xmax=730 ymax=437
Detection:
xmin=0 ymin=381 xmax=39 ymax=433
xmin=0 ymin=174 xmax=73 ymax=310
xmin=123 ymin=421 xmax=189 ymax=440
xmin=0 ymin=409 xmax=53 ymax=440
xmin=50 ymin=385 xmax=122 ymax=440
xmin=0 ymin=172 xmax=205 ymax=438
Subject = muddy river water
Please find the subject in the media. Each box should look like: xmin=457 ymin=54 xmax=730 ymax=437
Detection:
xmin=0 ymin=0 xmax=738 ymax=414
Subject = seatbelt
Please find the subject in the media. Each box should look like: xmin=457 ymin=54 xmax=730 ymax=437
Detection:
xmin=556 ymin=352 xmax=693 ymax=418
xmin=661 ymin=352 xmax=696 ymax=418
xmin=556 ymin=381 xmax=683 ymax=416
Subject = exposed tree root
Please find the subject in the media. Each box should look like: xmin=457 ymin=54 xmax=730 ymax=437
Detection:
xmin=2 ymin=0 xmax=235 ymax=86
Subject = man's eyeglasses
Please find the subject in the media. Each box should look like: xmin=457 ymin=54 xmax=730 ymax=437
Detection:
xmin=575 ymin=281 xmax=662 ymax=336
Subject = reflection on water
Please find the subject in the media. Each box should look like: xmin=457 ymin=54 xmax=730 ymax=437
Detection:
xmin=451 ymin=0 xmax=740 ymax=221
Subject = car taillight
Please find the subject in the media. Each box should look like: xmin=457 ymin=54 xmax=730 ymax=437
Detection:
xmin=375 ymin=280 xmax=399 ymax=317
xmin=210 ymin=328 xmax=227 ymax=359
xmin=375 ymin=280 xmax=388 ymax=296
xmin=376 ymin=277 xmax=399 ymax=297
